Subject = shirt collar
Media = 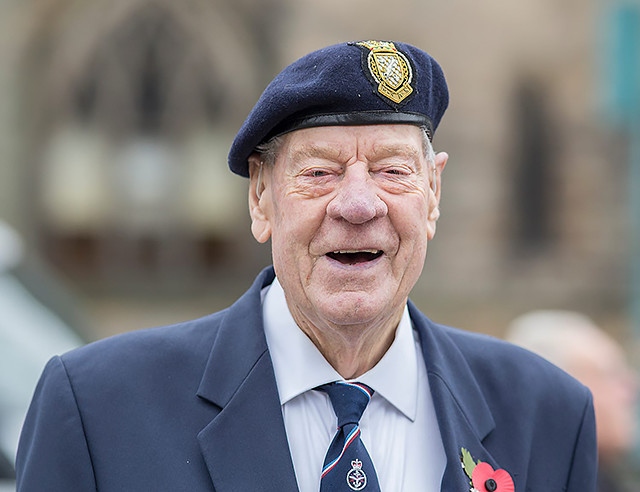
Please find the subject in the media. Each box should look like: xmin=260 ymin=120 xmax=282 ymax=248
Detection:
xmin=262 ymin=277 xmax=419 ymax=421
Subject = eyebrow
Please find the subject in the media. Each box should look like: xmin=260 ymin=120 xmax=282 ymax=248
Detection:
xmin=370 ymin=143 xmax=422 ymax=161
xmin=288 ymin=143 xmax=344 ymax=163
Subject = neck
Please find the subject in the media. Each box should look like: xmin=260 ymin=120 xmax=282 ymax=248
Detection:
xmin=290 ymin=305 xmax=404 ymax=379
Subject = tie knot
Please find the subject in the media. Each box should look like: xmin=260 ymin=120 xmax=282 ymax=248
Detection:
xmin=318 ymin=382 xmax=374 ymax=427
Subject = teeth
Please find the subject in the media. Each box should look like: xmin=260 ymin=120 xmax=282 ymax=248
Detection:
xmin=332 ymin=249 xmax=381 ymax=254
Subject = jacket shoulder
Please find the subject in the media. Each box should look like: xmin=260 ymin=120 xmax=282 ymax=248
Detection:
xmin=62 ymin=310 xmax=226 ymax=372
xmin=437 ymin=322 xmax=587 ymax=396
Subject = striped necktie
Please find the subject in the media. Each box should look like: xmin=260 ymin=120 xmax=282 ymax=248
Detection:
xmin=317 ymin=381 xmax=381 ymax=491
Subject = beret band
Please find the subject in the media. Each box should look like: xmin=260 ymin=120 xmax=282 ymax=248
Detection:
xmin=267 ymin=111 xmax=433 ymax=144
xmin=228 ymin=40 xmax=448 ymax=177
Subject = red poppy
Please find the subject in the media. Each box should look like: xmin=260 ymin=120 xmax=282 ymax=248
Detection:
xmin=471 ymin=462 xmax=515 ymax=492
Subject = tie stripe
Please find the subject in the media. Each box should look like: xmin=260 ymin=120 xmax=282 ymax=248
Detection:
xmin=321 ymin=426 xmax=361 ymax=477
xmin=345 ymin=381 xmax=374 ymax=399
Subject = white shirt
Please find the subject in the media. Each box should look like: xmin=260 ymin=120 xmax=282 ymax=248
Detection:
xmin=262 ymin=278 xmax=446 ymax=492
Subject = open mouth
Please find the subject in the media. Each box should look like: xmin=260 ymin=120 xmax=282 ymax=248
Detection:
xmin=326 ymin=250 xmax=383 ymax=265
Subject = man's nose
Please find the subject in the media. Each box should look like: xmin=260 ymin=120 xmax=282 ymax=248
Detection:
xmin=326 ymin=165 xmax=388 ymax=224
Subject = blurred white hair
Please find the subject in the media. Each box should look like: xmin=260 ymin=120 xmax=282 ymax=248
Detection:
xmin=505 ymin=309 xmax=605 ymax=370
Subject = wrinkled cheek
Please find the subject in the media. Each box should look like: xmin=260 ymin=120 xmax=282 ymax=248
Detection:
xmin=406 ymin=222 xmax=430 ymax=259
xmin=393 ymin=243 xmax=427 ymax=290
xmin=271 ymin=234 xmax=292 ymax=264
xmin=270 ymin=230 xmax=310 ymax=284
xmin=269 ymin=229 xmax=290 ymax=274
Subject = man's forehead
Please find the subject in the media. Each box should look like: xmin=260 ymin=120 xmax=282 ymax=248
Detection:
xmin=283 ymin=124 xmax=426 ymax=155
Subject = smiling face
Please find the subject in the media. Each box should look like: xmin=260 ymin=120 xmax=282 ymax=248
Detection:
xmin=249 ymin=124 xmax=446 ymax=338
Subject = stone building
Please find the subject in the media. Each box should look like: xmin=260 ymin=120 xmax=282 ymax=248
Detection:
xmin=0 ymin=0 xmax=632 ymax=338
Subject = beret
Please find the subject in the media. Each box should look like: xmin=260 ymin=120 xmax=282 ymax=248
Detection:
xmin=228 ymin=40 xmax=449 ymax=177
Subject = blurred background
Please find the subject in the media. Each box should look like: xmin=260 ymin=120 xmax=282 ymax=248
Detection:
xmin=0 ymin=0 xmax=639 ymax=486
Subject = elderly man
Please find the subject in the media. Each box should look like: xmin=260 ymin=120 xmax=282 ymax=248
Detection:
xmin=17 ymin=41 xmax=596 ymax=491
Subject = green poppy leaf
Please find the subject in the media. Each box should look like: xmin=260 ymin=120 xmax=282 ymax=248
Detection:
xmin=461 ymin=447 xmax=477 ymax=479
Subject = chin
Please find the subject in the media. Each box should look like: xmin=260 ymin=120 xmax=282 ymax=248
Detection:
xmin=314 ymin=291 xmax=397 ymax=326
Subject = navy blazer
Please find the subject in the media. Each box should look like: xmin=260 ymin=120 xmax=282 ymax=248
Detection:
xmin=16 ymin=267 xmax=597 ymax=491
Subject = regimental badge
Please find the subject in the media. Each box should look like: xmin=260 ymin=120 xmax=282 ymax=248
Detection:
xmin=346 ymin=459 xmax=368 ymax=491
xmin=356 ymin=40 xmax=414 ymax=104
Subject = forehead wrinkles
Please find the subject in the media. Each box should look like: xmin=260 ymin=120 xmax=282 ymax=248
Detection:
xmin=285 ymin=135 xmax=424 ymax=165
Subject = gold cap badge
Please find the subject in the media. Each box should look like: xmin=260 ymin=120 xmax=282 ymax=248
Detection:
xmin=357 ymin=41 xmax=414 ymax=104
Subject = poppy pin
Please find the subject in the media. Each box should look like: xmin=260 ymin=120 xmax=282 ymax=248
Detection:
xmin=461 ymin=448 xmax=515 ymax=492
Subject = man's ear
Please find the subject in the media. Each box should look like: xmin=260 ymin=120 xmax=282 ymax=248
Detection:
xmin=427 ymin=151 xmax=448 ymax=240
xmin=248 ymin=154 xmax=272 ymax=243
xmin=432 ymin=151 xmax=448 ymax=201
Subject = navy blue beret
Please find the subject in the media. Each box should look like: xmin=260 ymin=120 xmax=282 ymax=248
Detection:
xmin=228 ymin=40 xmax=449 ymax=177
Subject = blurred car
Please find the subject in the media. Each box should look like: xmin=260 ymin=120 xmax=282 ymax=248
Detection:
xmin=0 ymin=220 xmax=87 ymax=486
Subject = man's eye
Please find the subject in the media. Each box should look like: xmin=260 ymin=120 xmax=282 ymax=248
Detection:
xmin=381 ymin=167 xmax=410 ymax=176
xmin=305 ymin=169 xmax=331 ymax=177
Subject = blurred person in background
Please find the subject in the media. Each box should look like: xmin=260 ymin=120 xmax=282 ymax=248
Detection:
xmin=0 ymin=220 xmax=84 ymax=480
xmin=16 ymin=41 xmax=596 ymax=491
xmin=506 ymin=310 xmax=639 ymax=492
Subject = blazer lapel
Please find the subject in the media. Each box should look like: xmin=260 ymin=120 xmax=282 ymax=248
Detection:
xmin=196 ymin=268 xmax=299 ymax=491
xmin=409 ymin=302 xmax=499 ymax=490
